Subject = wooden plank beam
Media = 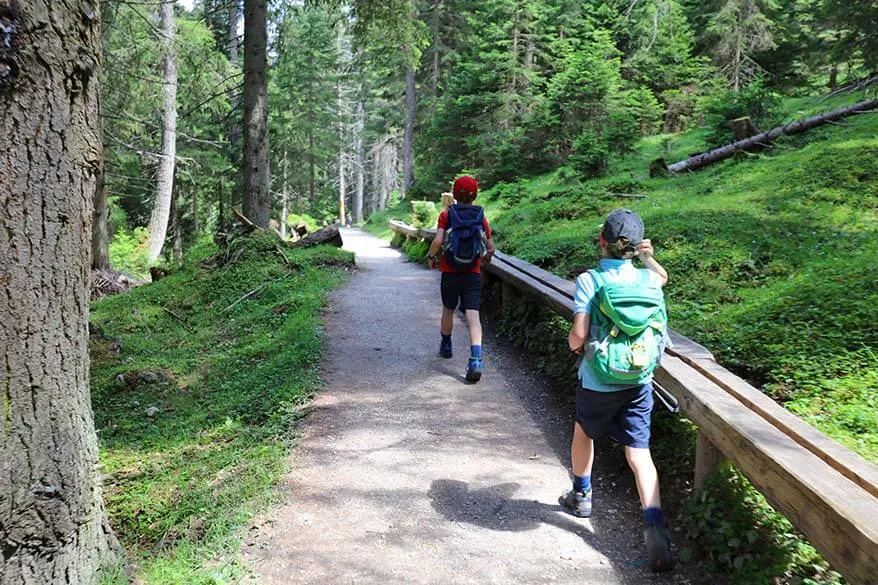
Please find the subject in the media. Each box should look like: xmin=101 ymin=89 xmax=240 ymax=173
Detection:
xmin=485 ymin=256 xmax=575 ymax=321
xmin=670 ymin=342 xmax=878 ymax=498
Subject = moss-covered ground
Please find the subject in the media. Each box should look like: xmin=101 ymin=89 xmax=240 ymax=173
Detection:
xmin=91 ymin=235 xmax=353 ymax=584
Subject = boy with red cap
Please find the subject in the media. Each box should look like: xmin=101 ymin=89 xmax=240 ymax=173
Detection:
xmin=427 ymin=176 xmax=495 ymax=382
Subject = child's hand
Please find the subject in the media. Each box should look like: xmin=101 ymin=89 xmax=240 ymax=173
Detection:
xmin=636 ymin=239 xmax=655 ymax=262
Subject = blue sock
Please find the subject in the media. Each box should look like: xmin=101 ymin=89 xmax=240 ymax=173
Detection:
xmin=573 ymin=474 xmax=591 ymax=493
xmin=470 ymin=345 xmax=482 ymax=358
xmin=441 ymin=334 xmax=451 ymax=345
xmin=643 ymin=507 xmax=664 ymax=527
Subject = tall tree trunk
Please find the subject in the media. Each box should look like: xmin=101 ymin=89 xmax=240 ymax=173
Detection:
xmin=218 ymin=178 xmax=226 ymax=233
xmin=147 ymin=0 xmax=178 ymax=261
xmin=371 ymin=146 xmax=381 ymax=215
xmin=1 ymin=1 xmax=120 ymax=582
xmin=192 ymin=184 xmax=199 ymax=235
xmin=338 ymin=154 xmax=346 ymax=224
xmin=281 ymin=150 xmax=289 ymax=239
xmin=171 ymin=189 xmax=183 ymax=264
xmin=354 ymin=100 xmax=365 ymax=223
xmin=337 ymin=62 xmax=346 ymax=224
xmin=402 ymin=64 xmax=415 ymax=196
xmin=228 ymin=0 xmax=241 ymax=217
xmin=92 ymin=158 xmax=110 ymax=270
xmin=309 ymin=130 xmax=316 ymax=204
xmin=242 ymin=0 xmax=270 ymax=228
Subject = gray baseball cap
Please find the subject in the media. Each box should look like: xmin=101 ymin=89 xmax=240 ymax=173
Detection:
xmin=602 ymin=209 xmax=644 ymax=251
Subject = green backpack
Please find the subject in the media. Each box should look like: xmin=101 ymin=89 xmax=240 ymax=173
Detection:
xmin=585 ymin=269 xmax=668 ymax=385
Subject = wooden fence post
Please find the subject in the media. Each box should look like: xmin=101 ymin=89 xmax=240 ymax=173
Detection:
xmin=694 ymin=430 xmax=726 ymax=492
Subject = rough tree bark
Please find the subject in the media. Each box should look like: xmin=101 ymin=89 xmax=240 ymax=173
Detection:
xmin=402 ymin=64 xmax=415 ymax=196
xmin=91 ymin=158 xmax=110 ymax=270
xmin=242 ymin=0 xmax=270 ymax=228
xmin=0 ymin=1 xmax=121 ymax=583
xmin=667 ymin=99 xmax=878 ymax=173
xmin=227 ymin=0 xmax=241 ymax=219
xmin=146 ymin=0 xmax=178 ymax=261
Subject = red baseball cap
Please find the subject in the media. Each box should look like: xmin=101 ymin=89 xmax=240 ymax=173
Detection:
xmin=453 ymin=175 xmax=478 ymax=200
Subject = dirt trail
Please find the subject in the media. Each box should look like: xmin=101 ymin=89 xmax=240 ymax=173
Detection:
xmin=243 ymin=229 xmax=692 ymax=585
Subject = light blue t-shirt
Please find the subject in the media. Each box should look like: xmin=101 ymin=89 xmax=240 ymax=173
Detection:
xmin=574 ymin=258 xmax=664 ymax=392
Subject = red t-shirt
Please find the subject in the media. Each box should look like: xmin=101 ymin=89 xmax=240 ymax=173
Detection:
xmin=436 ymin=207 xmax=492 ymax=274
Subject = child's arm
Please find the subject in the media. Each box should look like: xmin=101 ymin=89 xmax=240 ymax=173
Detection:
xmin=484 ymin=236 xmax=495 ymax=263
xmin=637 ymin=239 xmax=668 ymax=286
xmin=427 ymin=229 xmax=445 ymax=269
xmin=568 ymin=312 xmax=589 ymax=353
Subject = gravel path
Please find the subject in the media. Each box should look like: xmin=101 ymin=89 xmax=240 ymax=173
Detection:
xmin=243 ymin=228 xmax=693 ymax=585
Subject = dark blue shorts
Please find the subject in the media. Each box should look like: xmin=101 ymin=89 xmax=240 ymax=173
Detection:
xmin=440 ymin=272 xmax=482 ymax=311
xmin=575 ymin=383 xmax=654 ymax=449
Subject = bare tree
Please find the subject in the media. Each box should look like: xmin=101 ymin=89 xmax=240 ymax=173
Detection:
xmin=353 ymin=97 xmax=365 ymax=223
xmin=1 ymin=1 xmax=121 ymax=582
xmin=242 ymin=0 xmax=270 ymax=228
xmin=146 ymin=0 xmax=178 ymax=261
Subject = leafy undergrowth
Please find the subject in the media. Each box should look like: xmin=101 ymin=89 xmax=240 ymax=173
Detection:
xmin=91 ymin=234 xmax=353 ymax=584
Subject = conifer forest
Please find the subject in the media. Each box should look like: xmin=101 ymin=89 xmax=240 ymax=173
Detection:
xmin=1 ymin=1 xmax=876 ymax=584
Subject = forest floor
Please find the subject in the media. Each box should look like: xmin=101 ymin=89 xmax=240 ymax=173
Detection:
xmin=242 ymin=228 xmax=701 ymax=585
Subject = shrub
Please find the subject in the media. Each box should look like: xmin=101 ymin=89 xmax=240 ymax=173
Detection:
xmin=109 ymin=226 xmax=151 ymax=278
xmin=411 ymin=200 xmax=438 ymax=228
xmin=700 ymin=78 xmax=782 ymax=147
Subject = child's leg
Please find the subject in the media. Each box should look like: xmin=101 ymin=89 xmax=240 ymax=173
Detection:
xmin=441 ymin=307 xmax=455 ymax=336
xmin=571 ymin=422 xmax=595 ymax=478
xmin=464 ymin=309 xmax=481 ymax=347
xmin=625 ymin=446 xmax=661 ymax=510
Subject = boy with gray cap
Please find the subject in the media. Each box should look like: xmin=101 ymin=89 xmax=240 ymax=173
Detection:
xmin=560 ymin=208 xmax=674 ymax=572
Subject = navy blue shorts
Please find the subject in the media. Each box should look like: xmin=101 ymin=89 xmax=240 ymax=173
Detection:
xmin=440 ymin=272 xmax=482 ymax=311
xmin=575 ymin=383 xmax=654 ymax=449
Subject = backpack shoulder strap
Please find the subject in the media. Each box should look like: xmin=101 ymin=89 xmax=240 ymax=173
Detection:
xmin=588 ymin=268 xmax=606 ymax=290
xmin=448 ymin=205 xmax=461 ymax=227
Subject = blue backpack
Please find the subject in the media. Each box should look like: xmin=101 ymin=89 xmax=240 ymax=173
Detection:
xmin=442 ymin=204 xmax=486 ymax=269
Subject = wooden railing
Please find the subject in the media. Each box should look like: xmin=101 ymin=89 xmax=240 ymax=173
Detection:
xmin=389 ymin=220 xmax=878 ymax=585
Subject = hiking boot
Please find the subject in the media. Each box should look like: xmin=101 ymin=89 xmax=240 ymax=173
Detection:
xmin=439 ymin=338 xmax=453 ymax=359
xmin=465 ymin=357 xmax=483 ymax=382
xmin=558 ymin=488 xmax=592 ymax=518
xmin=644 ymin=522 xmax=674 ymax=572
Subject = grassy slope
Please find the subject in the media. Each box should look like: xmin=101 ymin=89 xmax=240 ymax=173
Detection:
xmin=483 ymin=98 xmax=877 ymax=462
xmin=91 ymin=235 xmax=353 ymax=583
xmin=367 ymin=95 xmax=877 ymax=460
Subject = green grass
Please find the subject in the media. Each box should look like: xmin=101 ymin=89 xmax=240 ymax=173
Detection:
xmin=483 ymin=107 xmax=878 ymax=462
xmin=90 ymin=234 xmax=353 ymax=583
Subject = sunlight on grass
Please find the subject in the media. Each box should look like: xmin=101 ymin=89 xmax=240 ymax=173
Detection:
xmin=90 ymin=235 xmax=353 ymax=583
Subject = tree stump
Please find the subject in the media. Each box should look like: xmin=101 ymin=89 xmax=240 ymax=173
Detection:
xmin=730 ymin=117 xmax=757 ymax=141
xmin=649 ymin=158 xmax=668 ymax=178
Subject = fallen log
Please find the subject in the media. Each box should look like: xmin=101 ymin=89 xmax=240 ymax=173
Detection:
xmin=290 ymin=224 xmax=343 ymax=248
xmin=667 ymin=99 xmax=878 ymax=174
